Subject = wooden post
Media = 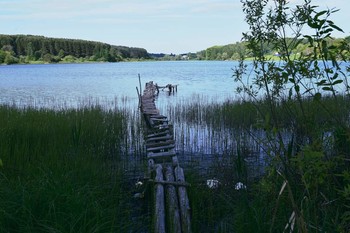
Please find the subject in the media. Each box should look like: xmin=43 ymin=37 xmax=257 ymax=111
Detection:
xmin=155 ymin=164 xmax=166 ymax=233
xmin=175 ymin=166 xmax=192 ymax=233
xmin=136 ymin=86 xmax=141 ymax=108
xmin=165 ymin=165 xmax=182 ymax=233
xmin=138 ymin=74 xmax=142 ymax=96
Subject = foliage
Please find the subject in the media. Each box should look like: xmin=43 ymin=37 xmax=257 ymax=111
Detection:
xmin=232 ymin=0 xmax=350 ymax=232
xmin=198 ymin=37 xmax=350 ymax=61
xmin=0 ymin=34 xmax=149 ymax=64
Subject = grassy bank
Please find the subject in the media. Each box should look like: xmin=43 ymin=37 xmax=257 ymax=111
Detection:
xmin=0 ymin=105 xmax=136 ymax=232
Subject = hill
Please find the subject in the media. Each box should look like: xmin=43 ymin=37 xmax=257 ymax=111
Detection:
xmin=0 ymin=34 xmax=149 ymax=64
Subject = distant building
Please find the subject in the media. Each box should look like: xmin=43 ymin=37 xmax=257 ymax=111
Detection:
xmin=181 ymin=55 xmax=189 ymax=60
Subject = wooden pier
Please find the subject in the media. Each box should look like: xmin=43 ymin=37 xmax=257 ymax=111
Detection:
xmin=138 ymin=81 xmax=191 ymax=233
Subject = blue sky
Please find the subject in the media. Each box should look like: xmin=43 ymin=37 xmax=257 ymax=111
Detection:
xmin=0 ymin=0 xmax=349 ymax=54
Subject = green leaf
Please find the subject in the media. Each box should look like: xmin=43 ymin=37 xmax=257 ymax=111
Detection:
xmin=307 ymin=19 xmax=318 ymax=29
xmin=316 ymin=80 xmax=327 ymax=86
xmin=331 ymin=73 xmax=339 ymax=80
xmin=315 ymin=10 xmax=328 ymax=20
xmin=332 ymin=79 xmax=343 ymax=85
xmin=329 ymin=23 xmax=344 ymax=32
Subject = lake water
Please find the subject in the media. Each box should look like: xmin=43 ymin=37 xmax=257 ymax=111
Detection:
xmin=0 ymin=61 xmax=239 ymax=109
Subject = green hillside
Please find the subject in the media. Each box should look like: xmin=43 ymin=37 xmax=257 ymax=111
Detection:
xmin=0 ymin=34 xmax=149 ymax=64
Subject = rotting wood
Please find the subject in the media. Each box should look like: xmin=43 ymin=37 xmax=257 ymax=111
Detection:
xmin=165 ymin=165 xmax=182 ymax=233
xmin=147 ymin=133 xmax=171 ymax=139
xmin=150 ymin=118 xmax=168 ymax=122
xmin=146 ymin=140 xmax=175 ymax=148
xmin=147 ymin=144 xmax=175 ymax=152
xmin=147 ymin=151 xmax=176 ymax=159
xmin=155 ymin=164 xmax=166 ymax=233
xmin=146 ymin=135 xmax=173 ymax=142
xmin=175 ymin=166 xmax=192 ymax=233
xmin=148 ymin=114 xmax=167 ymax=119
xmin=149 ymin=179 xmax=191 ymax=187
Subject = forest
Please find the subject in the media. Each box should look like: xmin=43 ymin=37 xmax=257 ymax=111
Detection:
xmin=2 ymin=34 xmax=349 ymax=64
xmin=197 ymin=36 xmax=350 ymax=60
xmin=0 ymin=34 xmax=149 ymax=64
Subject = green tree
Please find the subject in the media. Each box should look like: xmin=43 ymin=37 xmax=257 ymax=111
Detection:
xmin=0 ymin=50 xmax=6 ymax=63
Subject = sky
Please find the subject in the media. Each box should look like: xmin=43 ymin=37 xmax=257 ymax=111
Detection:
xmin=0 ymin=0 xmax=349 ymax=54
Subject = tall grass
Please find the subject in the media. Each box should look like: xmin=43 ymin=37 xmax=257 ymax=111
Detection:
xmin=0 ymin=104 xmax=139 ymax=232
xmin=157 ymin=94 xmax=350 ymax=232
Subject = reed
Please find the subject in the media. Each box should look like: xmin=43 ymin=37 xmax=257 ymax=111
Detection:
xmin=0 ymin=104 xmax=137 ymax=232
xmin=158 ymin=94 xmax=350 ymax=232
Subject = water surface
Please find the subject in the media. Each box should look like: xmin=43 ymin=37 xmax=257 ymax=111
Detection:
xmin=0 ymin=61 xmax=239 ymax=109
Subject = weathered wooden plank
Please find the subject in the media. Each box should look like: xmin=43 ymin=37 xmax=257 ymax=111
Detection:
xmin=143 ymin=111 xmax=160 ymax=115
xmin=154 ymin=125 xmax=172 ymax=130
xmin=149 ymin=114 xmax=167 ymax=119
xmin=146 ymin=140 xmax=175 ymax=148
xmin=155 ymin=164 xmax=166 ymax=233
xmin=147 ymin=131 xmax=171 ymax=138
xmin=142 ymin=105 xmax=157 ymax=109
xmin=146 ymin=135 xmax=173 ymax=142
xmin=143 ymin=107 xmax=157 ymax=111
xmin=147 ymin=150 xmax=176 ymax=159
xmin=165 ymin=165 xmax=182 ymax=233
xmin=175 ymin=166 xmax=192 ymax=233
xmin=149 ymin=179 xmax=191 ymax=187
xmin=142 ymin=102 xmax=156 ymax=106
xmin=150 ymin=118 xmax=168 ymax=122
xmin=147 ymin=144 xmax=175 ymax=152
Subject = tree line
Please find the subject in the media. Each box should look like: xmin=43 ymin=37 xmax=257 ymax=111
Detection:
xmin=196 ymin=36 xmax=350 ymax=60
xmin=0 ymin=34 xmax=149 ymax=64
